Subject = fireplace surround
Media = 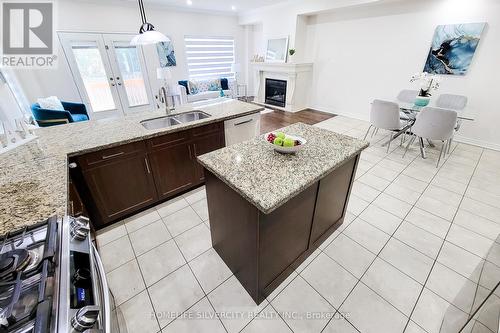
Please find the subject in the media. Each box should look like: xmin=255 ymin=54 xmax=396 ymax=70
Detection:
xmin=252 ymin=62 xmax=313 ymax=112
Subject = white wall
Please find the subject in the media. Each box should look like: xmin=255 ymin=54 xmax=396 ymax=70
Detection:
xmin=304 ymin=0 xmax=500 ymax=149
xmin=239 ymin=0 xmax=381 ymax=58
xmin=15 ymin=0 xmax=246 ymax=110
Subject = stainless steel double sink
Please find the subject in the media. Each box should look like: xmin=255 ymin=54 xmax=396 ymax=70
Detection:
xmin=140 ymin=111 xmax=211 ymax=130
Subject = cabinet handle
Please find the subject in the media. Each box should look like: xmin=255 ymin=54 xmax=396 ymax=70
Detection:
xmin=68 ymin=162 xmax=78 ymax=169
xmin=145 ymin=157 xmax=151 ymax=174
xmin=101 ymin=151 xmax=124 ymax=160
xmin=234 ymin=119 xmax=253 ymax=126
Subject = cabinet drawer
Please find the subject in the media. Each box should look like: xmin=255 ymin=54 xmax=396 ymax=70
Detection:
xmin=79 ymin=141 xmax=146 ymax=169
xmin=148 ymin=130 xmax=190 ymax=150
xmin=191 ymin=122 xmax=223 ymax=137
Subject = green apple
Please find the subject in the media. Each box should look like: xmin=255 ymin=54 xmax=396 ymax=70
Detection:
xmin=276 ymin=132 xmax=286 ymax=139
xmin=283 ymin=138 xmax=294 ymax=147
xmin=273 ymin=137 xmax=284 ymax=146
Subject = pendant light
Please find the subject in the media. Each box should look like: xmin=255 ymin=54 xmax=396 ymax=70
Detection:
xmin=131 ymin=0 xmax=169 ymax=46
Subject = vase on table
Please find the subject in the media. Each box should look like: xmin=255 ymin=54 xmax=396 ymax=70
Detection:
xmin=415 ymin=96 xmax=431 ymax=107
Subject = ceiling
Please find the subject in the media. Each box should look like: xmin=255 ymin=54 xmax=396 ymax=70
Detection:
xmin=116 ymin=0 xmax=289 ymax=14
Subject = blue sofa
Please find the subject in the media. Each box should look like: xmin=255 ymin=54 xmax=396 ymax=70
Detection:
xmin=31 ymin=101 xmax=89 ymax=127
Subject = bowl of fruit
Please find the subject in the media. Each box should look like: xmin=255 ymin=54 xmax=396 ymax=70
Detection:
xmin=265 ymin=131 xmax=307 ymax=154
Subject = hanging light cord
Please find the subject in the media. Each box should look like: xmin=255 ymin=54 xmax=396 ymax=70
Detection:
xmin=138 ymin=0 xmax=147 ymax=24
xmin=137 ymin=0 xmax=155 ymax=33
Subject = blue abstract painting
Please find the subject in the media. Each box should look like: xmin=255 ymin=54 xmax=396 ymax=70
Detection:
xmin=424 ymin=23 xmax=486 ymax=75
xmin=157 ymin=40 xmax=176 ymax=67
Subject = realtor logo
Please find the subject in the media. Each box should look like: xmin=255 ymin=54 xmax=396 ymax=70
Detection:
xmin=1 ymin=1 xmax=56 ymax=68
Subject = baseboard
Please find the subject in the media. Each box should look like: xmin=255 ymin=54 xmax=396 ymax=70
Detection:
xmin=454 ymin=135 xmax=500 ymax=152
xmin=309 ymin=105 xmax=369 ymax=122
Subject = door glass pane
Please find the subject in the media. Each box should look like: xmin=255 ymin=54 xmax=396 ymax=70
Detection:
xmin=72 ymin=45 xmax=115 ymax=112
xmin=114 ymin=46 xmax=149 ymax=107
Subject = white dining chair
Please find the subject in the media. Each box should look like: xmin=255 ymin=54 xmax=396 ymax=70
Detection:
xmin=436 ymin=94 xmax=468 ymax=110
xmin=403 ymin=107 xmax=458 ymax=167
xmin=397 ymin=89 xmax=419 ymax=103
xmin=436 ymin=94 xmax=467 ymax=154
xmin=364 ymin=99 xmax=406 ymax=153
xmin=396 ymin=89 xmax=419 ymax=121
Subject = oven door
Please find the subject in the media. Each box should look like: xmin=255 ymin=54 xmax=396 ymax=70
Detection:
xmin=91 ymin=243 xmax=128 ymax=333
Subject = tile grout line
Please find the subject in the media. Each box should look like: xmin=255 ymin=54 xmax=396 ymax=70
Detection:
xmin=317 ymin=142 xmax=425 ymax=332
xmin=319 ymin=137 xmax=458 ymax=332
xmin=106 ymin=193 xmax=219 ymax=333
xmin=102 ymin=219 xmax=200 ymax=277
xmin=124 ymin=231 xmax=164 ymax=333
xmin=346 ymin=217 xmax=496 ymax=291
xmin=401 ymin=146 xmax=484 ymax=332
xmin=168 ymin=223 xmax=231 ymax=333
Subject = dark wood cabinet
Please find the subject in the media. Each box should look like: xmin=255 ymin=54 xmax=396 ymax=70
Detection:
xmin=72 ymin=122 xmax=225 ymax=229
xmin=149 ymin=142 xmax=196 ymax=199
xmin=77 ymin=142 xmax=158 ymax=225
xmin=205 ymin=154 xmax=359 ymax=304
xmin=192 ymin=132 xmax=225 ymax=183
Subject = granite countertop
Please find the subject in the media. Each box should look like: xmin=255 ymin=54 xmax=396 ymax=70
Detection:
xmin=0 ymin=98 xmax=263 ymax=233
xmin=197 ymin=122 xmax=369 ymax=214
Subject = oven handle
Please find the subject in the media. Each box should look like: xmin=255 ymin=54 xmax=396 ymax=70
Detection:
xmin=91 ymin=243 xmax=111 ymax=333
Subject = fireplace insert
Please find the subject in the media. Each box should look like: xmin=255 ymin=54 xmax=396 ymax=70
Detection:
xmin=265 ymin=78 xmax=287 ymax=108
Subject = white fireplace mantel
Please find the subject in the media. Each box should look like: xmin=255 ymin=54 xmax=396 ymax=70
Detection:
xmin=251 ymin=62 xmax=313 ymax=112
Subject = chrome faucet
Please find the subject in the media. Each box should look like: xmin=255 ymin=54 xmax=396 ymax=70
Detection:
xmin=158 ymin=86 xmax=174 ymax=115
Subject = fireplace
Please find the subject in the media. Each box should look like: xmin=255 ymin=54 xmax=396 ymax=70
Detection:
xmin=265 ymin=78 xmax=287 ymax=108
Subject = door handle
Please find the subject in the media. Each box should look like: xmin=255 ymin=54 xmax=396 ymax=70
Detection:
xmin=145 ymin=157 xmax=151 ymax=174
xmin=234 ymin=119 xmax=253 ymax=126
xmin=101 ymin=151 xmax=124 ymax=160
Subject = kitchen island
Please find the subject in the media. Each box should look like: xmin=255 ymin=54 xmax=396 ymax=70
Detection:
xmin=197 ymin=122 xmax=369 ymax=304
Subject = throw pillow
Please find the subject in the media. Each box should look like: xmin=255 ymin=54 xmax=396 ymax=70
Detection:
xmin=220 ymin=78 xmax=229 ymax=90
xmin=208 ymin=79 xmax=221 ymax=91
xmin=178 ymin=80 xmax=190 ymax=95
xmin=37 ymin=96 xmax=65 ymax=111
xmin=188 ymin=80 xmax=200 ymax=94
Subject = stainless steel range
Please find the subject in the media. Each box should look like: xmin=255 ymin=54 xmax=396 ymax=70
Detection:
xmin=0 ymin=216 xmax=122 ymax=333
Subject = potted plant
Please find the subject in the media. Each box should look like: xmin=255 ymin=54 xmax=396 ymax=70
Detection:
xmin=410 ymin=72 xmax=440 ymax=106
xmin=288 ymin=49 xmax=296 ymax=63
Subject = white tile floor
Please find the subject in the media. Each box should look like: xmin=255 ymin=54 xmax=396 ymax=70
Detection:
xmin=96 ymin=116 xmax=500 ymax=333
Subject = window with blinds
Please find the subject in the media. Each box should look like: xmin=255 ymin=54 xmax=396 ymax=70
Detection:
xmin=184 ymin=36 xmax=235 ymax=80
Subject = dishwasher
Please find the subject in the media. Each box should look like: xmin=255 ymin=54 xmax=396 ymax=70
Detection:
xmin=224 ymin=113 xmax=261 ymax=146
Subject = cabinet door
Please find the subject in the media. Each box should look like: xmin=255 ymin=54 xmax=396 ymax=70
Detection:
xmin=82 ymin=154 xmax=158 ymax=224
xmin=148 ymin=142 xmax=196 ymax=199
xmin=192 ymin=131 xmax=225 ymax=183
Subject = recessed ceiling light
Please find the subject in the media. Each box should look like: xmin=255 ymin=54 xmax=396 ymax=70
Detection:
xmin=231 ymin=5 xmax=236 ymax=11
xmin=187 ymin=0 xmax=193 ymax=5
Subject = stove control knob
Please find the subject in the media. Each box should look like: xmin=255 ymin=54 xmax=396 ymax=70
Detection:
xmin=71 ymin=305 xmax=100 ymax=332
xmin=70 ymin=216 xmax=91 ymax=241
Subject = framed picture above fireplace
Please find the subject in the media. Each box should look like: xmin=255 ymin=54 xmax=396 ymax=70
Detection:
xmin=265 ymin=37 xmax=289 ymax=63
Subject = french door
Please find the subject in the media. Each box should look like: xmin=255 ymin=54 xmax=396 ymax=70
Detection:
xmin=59 ymin=32 xmax=154 ymax=119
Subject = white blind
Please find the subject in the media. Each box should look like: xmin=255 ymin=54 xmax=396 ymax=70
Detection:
xmin=184 ymin=35 xmax=235 ymax=80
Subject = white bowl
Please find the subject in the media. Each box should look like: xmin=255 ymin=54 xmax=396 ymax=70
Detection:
xmin=264 ymin=132 xmax=307 ymax=154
